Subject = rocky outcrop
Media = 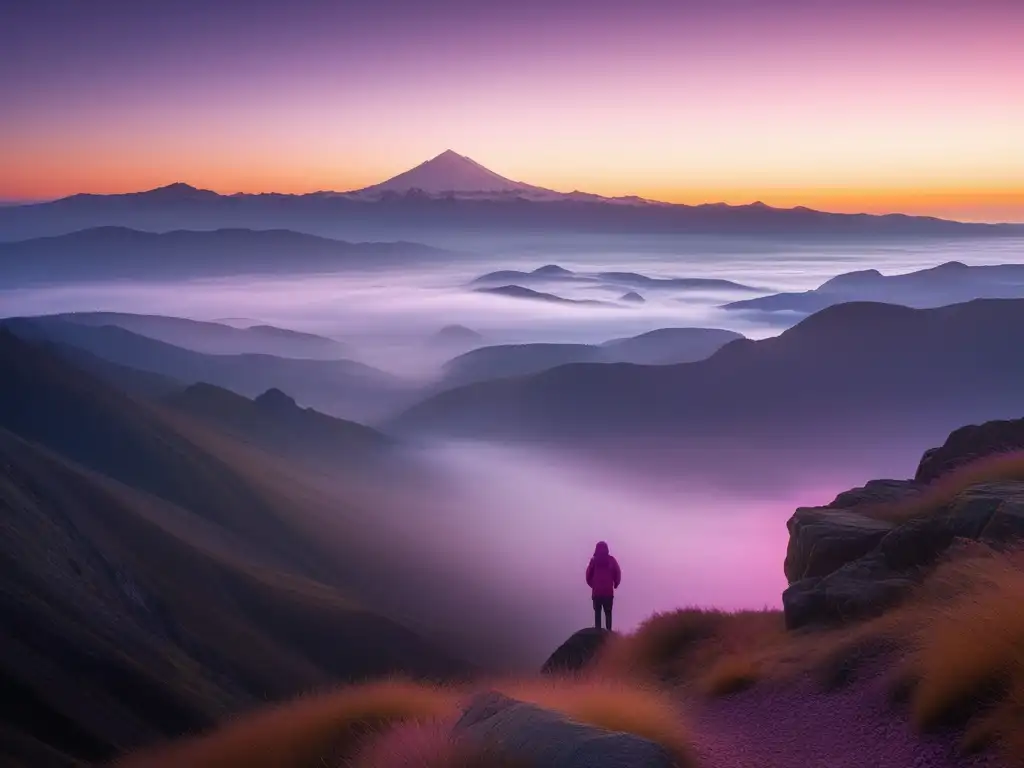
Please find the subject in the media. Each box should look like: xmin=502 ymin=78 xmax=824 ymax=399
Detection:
xmin=915 ymin=416 xmax=1024 ymax=484
xmin=453 ymin=691 xmax=678 ymax=768
xmin=784 ymin=416 xmax=1024 ymax=629
xmin=783 ymin=480 xmax=920 ymax=582
xmin=541 ymin=628 xmax=610 ymax=676
xmin=784 ymin=481 xmax=1024 ymax=629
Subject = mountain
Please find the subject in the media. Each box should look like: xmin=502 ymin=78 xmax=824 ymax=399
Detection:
xmin=439 ymin=327 xmax=743 ymax=387
xmin=394 ymin=300 xmax=1024 ymax=472
xmin=470 ymin=265 xmax=760 ymax=292
xmin=0 ymin=331 xmax=468 ymax=765
xmin=724 ymin=261 xmax=1024 ymax=314
xmin=352 ymin=149 xmax=551 ymax=198
xmin=474 ymin=285 xmax=618 ymax=307
xmin=164 ymin=383 xmax=389 ymax=469
xmin=2 ymin=153 xmax=1021 ymax=242
xmin=0 ymin=227 xmax=454 ymax=286
xmin=2 ymin=317 xmax=414 ymax=422
xmin=54 ymin=312 xmax=348 ymax=359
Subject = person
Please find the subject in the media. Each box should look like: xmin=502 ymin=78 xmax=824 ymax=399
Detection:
xmin=585 ymin=540 xmax=621 ymax=630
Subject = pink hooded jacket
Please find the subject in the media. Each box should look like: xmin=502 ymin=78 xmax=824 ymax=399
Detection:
xmin=585 ymin=541 xmax=621 ymax=598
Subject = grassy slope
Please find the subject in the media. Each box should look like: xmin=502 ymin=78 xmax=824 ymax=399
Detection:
xmin=0 ymin=333 xmax=468 ymax=764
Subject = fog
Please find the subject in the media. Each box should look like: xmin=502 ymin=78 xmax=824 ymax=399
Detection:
xmin=2 ymin=234 xmax=1021 ymax=379
xmin=4 ymin=233 xmax=1024 ymax=669
xmin=338 ymin=437 xmax=931 ymax=671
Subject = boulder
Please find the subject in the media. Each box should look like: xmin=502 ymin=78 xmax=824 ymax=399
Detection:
xmin=541 ymin=628 xmax=610 ymax=676
xmin=915 ymin=416 xmax=1024 ymax=484
xmin=783 ymin=479 xmax=1024 ymax=629
xmin=784 ymin=507 xmax=896 ymax=583
xmin=452 ymin=691 xmax=678 ymax=768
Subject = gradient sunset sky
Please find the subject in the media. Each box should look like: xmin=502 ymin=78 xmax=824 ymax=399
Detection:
xmin=3 ymin=0 xmax=1022 ymax=221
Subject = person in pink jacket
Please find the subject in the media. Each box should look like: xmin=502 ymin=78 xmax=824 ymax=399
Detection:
xmin=585 ymin=540 xmax=621 ymax=630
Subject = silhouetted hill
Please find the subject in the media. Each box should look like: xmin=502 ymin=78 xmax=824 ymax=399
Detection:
xmin=470 ymin=265 xmax=759 ymax=292
xmin=55 ymin=312 xmax=348 ymax=359
xmin=396 ymin=300 xmax=1024 ymax=457
xmin=164 ymin=383 xmax=389 ymax=469
xmin=441 ymin=327 xmax=742 ymax=386
xmin=599 ymin=327 xmax=744 ymax=364
xmin=0 ymin=227 xmax=455 ymax=285
xmin=474 ymin=285 xmax=617 ymax=307
xmin=0 ymin=332 xmax=469 ymax=764
xmin=2 ymin=317 xmax=413 ymax=421
xmin=725 ymin=261 xmax=1024 ymax=314
xmin=595 ymin=271 xmax=761 ymax=292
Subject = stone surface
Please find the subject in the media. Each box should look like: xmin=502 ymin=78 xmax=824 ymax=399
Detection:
xmin=915 ymin=416 xmax=1024 ymax=484
xmin=783 ymin=478 xmax=1024 ymax=629
xmin=453 ymin=691 xmax=679 ymax=768
xmin=784 ymin=507 xmax=896 ymax=583
xmin=540 ymin=628 xmax=610 ymax=676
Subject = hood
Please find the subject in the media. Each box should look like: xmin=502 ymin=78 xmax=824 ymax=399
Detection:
xmin=593 ymin=541 xmax=610 ymax=558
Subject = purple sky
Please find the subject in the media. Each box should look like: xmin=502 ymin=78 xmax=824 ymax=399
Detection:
xmin=2 ymin=0 xmax=1022 ymax=220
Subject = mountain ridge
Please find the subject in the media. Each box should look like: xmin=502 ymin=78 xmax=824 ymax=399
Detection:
xmin=3 ymin=151 xmax=1021 ymax=240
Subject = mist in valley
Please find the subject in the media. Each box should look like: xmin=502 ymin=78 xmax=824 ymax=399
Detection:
xmin=4 ymin=233 xmax=1024 ymax=671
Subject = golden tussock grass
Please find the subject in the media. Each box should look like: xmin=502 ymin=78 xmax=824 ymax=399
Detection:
xmin=118 ymin=675 xmax=699 ymax=768
xmin=900 ymin=550 xmax=1024 ymax=756
xmin=594 ymin=607 xmax=786 ymax=691
xmin=864 ymin=450 xmax=1024 ymax=523
xmin=598 ymin=546 xmax=1024 ymax=763
xmin=116 ymin=679 xmax=458 ymax=768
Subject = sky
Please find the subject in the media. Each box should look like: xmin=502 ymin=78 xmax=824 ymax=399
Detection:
xmin=2 ymin=0 xmax=1022 ymax=221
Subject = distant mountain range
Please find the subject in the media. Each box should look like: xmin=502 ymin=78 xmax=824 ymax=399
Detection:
xmin=470 ymin=264 xmax=760 ymax=292
xmin=725 ymin=261 xmax=1024 ymax=314
xmin=2 ymin=150 xmax=1020 ymax=241
xmin=0 ymin=227 xmax=453 ymax=285
xmin=474 ymin=284 xmax=619 ymax=307
xmin=393 ymin=299 xmax=1024 ymax=476
xmin=2 ymin=316 xmax=415 ymax=421
xmin=53 ymin=312 xmax=348 ymax=359
xmin=440 ymin=327 xmax=743 ymax=387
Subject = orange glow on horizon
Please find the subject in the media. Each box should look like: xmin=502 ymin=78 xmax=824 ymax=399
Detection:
xmin=5 ymin=167 xmax=1022 ymax=224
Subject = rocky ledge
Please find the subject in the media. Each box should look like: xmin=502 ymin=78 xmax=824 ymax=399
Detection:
xmin=783 ymin=416 xmax=1024 ymax=629
xmin=541 ymin=628 xmax=611 ymax=676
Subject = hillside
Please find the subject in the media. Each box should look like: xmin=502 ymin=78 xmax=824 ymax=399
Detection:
xmin=0 ymin=331 xmax=469 ymax=765
xmin=395 ymin=299 xmax=1024 ymax=464
xmin=2 ymin=317 xmax=413 ymax=421
xmin=725 ymin=261 xmax=1024 ymax=314
xmin=441 ymin=327 xmax=742 ymax=387
xmin=55 ymin=312 xmax=348 ymax=359
xmin=164 ymin=384 xmax=389 ymax=469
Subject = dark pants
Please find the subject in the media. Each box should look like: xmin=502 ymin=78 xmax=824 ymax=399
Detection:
xmin=593 ymin=595 xmax=613 ymax=630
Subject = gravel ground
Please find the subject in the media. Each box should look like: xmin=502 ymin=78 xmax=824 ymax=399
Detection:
xmin=688 ymin=670 xmax=1007 ymax=768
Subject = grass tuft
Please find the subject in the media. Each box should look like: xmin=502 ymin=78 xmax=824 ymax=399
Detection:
xmin=116 ymin=679 xmax=458 ymax=768
xmin=596 ymin=607 xmax=785 ymax=689
xmin=864 ymin=450 xmax=1024 ymax=523
xmin=903 ymin=552 xmax=1024 ymax=738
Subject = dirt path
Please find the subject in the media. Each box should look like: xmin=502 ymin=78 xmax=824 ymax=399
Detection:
xmin=687 ymin=671 xmax=1005 ymax=768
